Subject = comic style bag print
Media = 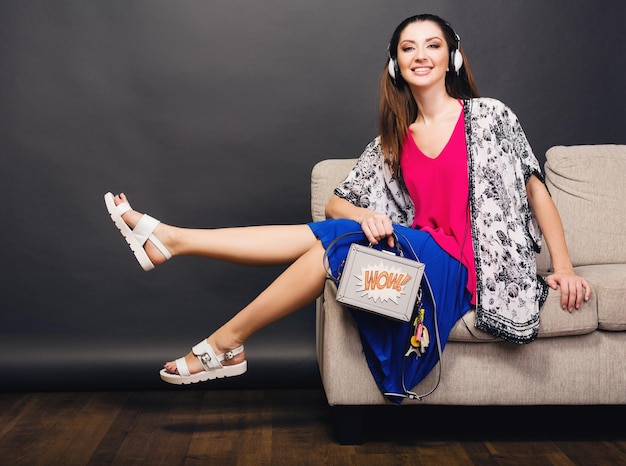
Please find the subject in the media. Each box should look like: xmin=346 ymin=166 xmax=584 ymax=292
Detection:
xmin=324 ymin=232 xmax=425 ymax=322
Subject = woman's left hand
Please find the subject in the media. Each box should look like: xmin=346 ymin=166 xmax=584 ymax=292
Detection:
xmin=545 ymin=270 xmax=591 ymax=312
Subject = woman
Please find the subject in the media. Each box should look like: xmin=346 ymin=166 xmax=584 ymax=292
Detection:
xmin=105 ymin=14 xmax=590 ymax=401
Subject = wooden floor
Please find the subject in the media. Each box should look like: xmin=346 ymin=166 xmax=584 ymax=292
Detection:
xmin=1 ymin=388 xmax=624 ymax=466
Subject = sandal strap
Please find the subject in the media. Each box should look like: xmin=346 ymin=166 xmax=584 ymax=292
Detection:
xmin=175 ymin=357 xmax=191 ymax=377
xmin=115 ymin=200 xmax=172 ymax=260
xmin=133 ymin=214 xmax=159 ymax=246
xmin=115 ymin=201 xmax=132 ymax=216
xmin=148 ymin=233 xmax=172 ymax=260
xmin=192 ymin=340 xmax=245 ymax=371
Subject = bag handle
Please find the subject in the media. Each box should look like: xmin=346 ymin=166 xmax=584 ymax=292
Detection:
xmin=323 ymin=230 xmax=403 ymax=284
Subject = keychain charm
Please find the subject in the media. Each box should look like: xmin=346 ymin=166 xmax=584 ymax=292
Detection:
xmin=405 ymin=300 xmax=430 ymax=358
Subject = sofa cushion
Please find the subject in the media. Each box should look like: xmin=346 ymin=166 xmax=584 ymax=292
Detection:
xmin=576 ymin=264 xmax=626 ymax=331
xmin=535 ymin=280 xmax=598 ymax=337
xmin=544 ymin=145 xmax=626 ymax=267
xmin=448 ymin=311 xmax=498 ymax=342
xmin=450 ymin=261 xmax=626 ymax=341
xmin=449 ymin=270 xmax=601 ymax=342
xmin=448 ymin=283 xmax=598 ymax=342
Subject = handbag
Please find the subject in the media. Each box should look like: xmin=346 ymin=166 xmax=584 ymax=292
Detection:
xmin=324 ymin=229 xmax=443 ymax=400
xmin=324 ymin=231 xmax=425 ymax=322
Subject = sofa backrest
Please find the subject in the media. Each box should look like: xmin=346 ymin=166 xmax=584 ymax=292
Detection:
xmin=310 ymin=146 xmax=626 ymax=269
xmin=311 ymin=158 xmax=357 ymax=222
xmin=543 ymin=145 xmax=626 ymax=267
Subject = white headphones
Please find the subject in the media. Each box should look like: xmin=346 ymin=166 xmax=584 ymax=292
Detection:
xmin=450 ymin=34 xmax=463 ymax=73
xmin=387 ymin=32 xmax=463 ymax=84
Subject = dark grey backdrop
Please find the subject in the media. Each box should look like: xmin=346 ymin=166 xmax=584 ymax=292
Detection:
xmin=1 ymin=1 xmax=624 ymax=391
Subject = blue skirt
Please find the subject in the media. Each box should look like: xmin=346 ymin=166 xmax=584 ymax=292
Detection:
xmin=309 ymin=219 xmax=472 ymax=404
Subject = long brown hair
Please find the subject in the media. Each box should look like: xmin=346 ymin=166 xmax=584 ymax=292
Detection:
xmin=379 ymin=14 xmax=480 ymax=175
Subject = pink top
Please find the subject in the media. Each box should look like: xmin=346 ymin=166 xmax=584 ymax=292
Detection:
xmin=399 ymin=103 xmax=477 ymax=304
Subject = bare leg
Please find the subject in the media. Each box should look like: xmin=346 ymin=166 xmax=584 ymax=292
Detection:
xmin=110 ymin=193 xmax=330 ymax=377
xmin=112 ymin=193 xmax=317 ymax=266
xmin=163 ymin=240 xmax=328 ymax=374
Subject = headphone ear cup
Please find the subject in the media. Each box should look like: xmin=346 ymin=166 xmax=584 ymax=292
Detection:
xmin=452 ymin=49 xmax=463 ymax=73
xmin=387 ymin=58 xmax=396 ymax=80
xmin=388 ymin=57 xmax=402 ymax=86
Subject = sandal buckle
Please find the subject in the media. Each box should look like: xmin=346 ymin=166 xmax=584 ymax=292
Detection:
xmin=199 ymin=352 xmax=212 ymax=367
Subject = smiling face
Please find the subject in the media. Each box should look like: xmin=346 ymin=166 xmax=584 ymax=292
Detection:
xmin=395 ymin=20 xmax=451 ymax=92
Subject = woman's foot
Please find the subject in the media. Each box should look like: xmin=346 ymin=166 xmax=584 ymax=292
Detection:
xmin=160 ymin=336 xmax=247 ymax=385
xmin=162 ymin=336 xmax=246 ymax=374
xmin=104 ymin=192 xmax=174 ymax=270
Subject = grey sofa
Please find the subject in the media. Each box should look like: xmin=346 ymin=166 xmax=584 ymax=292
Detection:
xmin=311 ymin=144 xmax=626 ymax=444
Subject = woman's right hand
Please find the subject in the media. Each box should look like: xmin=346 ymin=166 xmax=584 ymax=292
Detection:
xmin=359 ymin=210 xmax=394 ymax=247
xmin=325 ymin=195 xmax=395 ymax=246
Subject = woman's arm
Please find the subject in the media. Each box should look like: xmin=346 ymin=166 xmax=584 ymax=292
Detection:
xmin=325 ymin=195 xmax=395 ymax=246
xmin=526 ymin=175 xmax=591 ymax=311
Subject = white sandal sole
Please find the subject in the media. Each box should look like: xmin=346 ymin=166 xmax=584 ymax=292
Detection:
xmin=159 ymin=360 xmax=248 ymax=385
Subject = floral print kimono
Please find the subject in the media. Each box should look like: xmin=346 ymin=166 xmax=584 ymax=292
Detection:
xmin=334 ymin=97 xmax=549 ymax=345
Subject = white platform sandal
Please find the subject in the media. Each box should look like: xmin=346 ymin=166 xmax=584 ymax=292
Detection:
xmin=104 ymin=192 xmax=172 ymax=271
xmin=160 ymin=340 xmax=247 ymax=385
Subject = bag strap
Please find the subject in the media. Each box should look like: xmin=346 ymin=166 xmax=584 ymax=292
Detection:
xmin=385 ymin=230 xmax=444 ymax=401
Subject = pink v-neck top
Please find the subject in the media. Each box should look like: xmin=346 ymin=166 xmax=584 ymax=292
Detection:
xmin=399 ymin=103 xmax=477 ymax=304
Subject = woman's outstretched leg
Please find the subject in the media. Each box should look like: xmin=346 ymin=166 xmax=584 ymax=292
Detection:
xmin=162 ymin=240 xmax=328 ymax=379
xmin=107 ymin=192 xmax=318 ymax=267
xmin=105 ymin=191 xmax=330 ymax=383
